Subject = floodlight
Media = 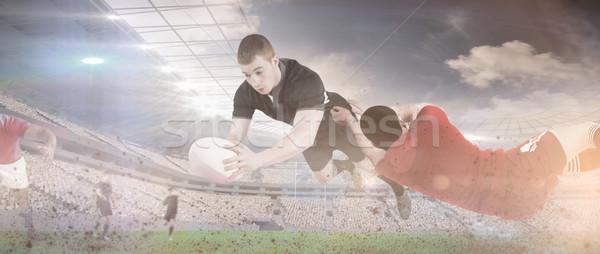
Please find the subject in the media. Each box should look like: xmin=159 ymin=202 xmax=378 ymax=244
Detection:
xmin=82 ymin=57 xmax=104 ymax=64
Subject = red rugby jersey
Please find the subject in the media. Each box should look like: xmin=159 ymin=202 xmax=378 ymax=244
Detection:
xmin=1 ymin=114 xmax=30 ymax=164
xmin=376 ymin=106 xmax=566 ymax=220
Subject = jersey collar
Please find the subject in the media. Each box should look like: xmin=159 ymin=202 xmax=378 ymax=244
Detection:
xmin=268 ymin=60 xmax=286 ymax=106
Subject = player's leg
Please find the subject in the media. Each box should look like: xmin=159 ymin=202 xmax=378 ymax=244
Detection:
xmin=332 ymin=124 xmax=367 ymax=188
xmin=338 ymin=128 xmax=412 ymax=220
xmin=3 ymin=159 xmax=39 ymax=239
xmin=564 ymin=149 xmax=600 ymax=173
xmin=96 ymin=202 xmax=112 ymax=240
xmin=11 ymin=187 xmax=30 ymax=211
xmin=549 ymin=121 xmax=600 ymax=172
xmin=311 ymin=159 xmax=336 ymax=184
xmin=6 ymin=159 xmax=36 ymax=238
xmin=94 ymin=213 xmax=104 ymax=238
xmin=332 ymin=158 xmax=363 ymax=188
xmin=11 ymin=187 xmax=37 ymax=239
xmin=376 ymin=175 xmax=411 ymax=219
xmin=307 ymin=111 xmax=369 ymax=184
xmin=307 ymin=93 xmax=371 ymax=184
xmin=302 ymin=144 xmax=358 ymax=184
xmin=303 ymin=113 xmax=340 ymax=184
xmin=102 ymin=215 xmax=111 ymax=240
xmin=168 ymin=218 xmax=175 ymax=240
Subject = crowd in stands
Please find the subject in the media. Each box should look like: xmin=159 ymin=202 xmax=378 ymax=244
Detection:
xmin=1 ymin=142 xmax=599 ymax=235
xmin=280 ymin=196 xmax=327 ymax=231
xmin=2 ymin=93 xmax=600 ymax=236
xmin=2 ymin=93 xmax=362 ymax=185
xmin=1 ymin=152 xmax=271 ymax=230
xmin=1 ymin=94 xmax=95 ymax=139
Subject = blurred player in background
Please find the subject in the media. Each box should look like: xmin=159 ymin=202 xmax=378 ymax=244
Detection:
xmin=94 ymin=172 xmax=115 ymax=240
xmin=1 ymin=113 xmax=56 ymax=242
xmin=162 ymin=187 xmax=178 ymax=241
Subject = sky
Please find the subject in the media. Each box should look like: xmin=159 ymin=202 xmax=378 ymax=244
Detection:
xmin=1 ymin=0 xmax=599 ymax=151
xmin=236 ymin=0 xmax=600 ymax=148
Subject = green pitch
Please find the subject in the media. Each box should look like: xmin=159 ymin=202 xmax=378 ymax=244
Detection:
xmin=0 ymin=230 xmax=597 ymax=253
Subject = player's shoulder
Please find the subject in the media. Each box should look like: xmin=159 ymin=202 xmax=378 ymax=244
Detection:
xmin=416 ymin=105 xmax=444 ymax=117
xmin=235 ymin=80 xmax=253 ymax=93
xmin=280 ymin=58 xmax=324 ymax=100
xmin=281 ymin=58 xmax=320 ymax=83
xmin=1 ymin=114 xmax=26 ymax=125
xmin=414 ymin=105 xmax=449 ymax=123
xmin=0 ymin=114 xmax=7 ymax=126
xmin=233 ymin=80 xmax=260 ymax=102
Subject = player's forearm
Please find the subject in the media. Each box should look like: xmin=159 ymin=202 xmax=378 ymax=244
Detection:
xmin=226 ymin=118 xmax=250 ymax=145
xmin=226 ymin=131 xmax=244 ymax=145
xmin=25 ymin=125 xmax=56 ymax=148
xmin=395 ymin=106 xmax=416 ymax=123
xmin=43 ymin=128 xmax=57 ymax=148
xmin=256 ymin=123 xmax=316 ymax=167
xmin=348 ymin=120 xmax=386 ymax=167
xmin=395 ymin=103 xmax=429 ymax=123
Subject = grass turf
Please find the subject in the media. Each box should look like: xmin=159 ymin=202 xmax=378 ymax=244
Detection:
xmin=0 ymin=230 xmax=598 ymax=253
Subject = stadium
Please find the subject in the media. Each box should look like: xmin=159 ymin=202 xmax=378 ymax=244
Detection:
xmin=1 ymin=0 xmax=600 ymax=253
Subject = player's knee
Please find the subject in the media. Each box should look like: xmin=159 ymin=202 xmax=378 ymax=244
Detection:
xmin=591 ymin=122 xmax=600 ymax=148
xmin=314 ymin=173 xmax=331 ymax=184
xmin=316 ymin=177 xmax=328 ymax=184
xmin=312 ymin=162 xmax=335 ymax=184
xmin=11 ymin=188 xmax=30 ymax=210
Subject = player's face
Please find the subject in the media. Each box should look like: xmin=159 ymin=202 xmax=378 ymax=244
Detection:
xmin=240 ymin=55 xmax=280 ymax=95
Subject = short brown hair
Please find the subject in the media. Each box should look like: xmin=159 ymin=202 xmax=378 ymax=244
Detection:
xmin=360 ymin=106 xmax=403 ymax=150
xmin=237 ymin=34 xmax=275 ymax=65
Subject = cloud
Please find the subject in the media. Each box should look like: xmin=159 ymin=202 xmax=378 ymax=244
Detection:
xmin=451 ymin=89 xmax=600 ymax=149
xmin=445 ymin=40 xmax=598 ymax=88
xmin=537 ymin=0 xmax=600 ymax=63
xmin=299 ymin=52 xmax=364 ymax=99
xmin=458 ymin=90 xmax=582 ymax=120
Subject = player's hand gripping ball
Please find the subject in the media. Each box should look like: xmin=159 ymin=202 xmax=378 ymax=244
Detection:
xmin=188 ymin=137 xmax=242 ymax=183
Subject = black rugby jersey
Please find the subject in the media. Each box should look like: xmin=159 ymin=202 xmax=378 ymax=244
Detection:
xmin=164 ymin=195 xmax=178 ymax=213
xmin=232 ymin=58 xmax=332 ymax=125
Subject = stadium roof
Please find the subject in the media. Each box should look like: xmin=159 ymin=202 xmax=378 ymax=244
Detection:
xmin=0 ymin=0 xmax=289 ymax=142
xmin=0 ymin=0 xmax=599 ymax=150
xmin=96 ymin=0 xmax=288 ymax=134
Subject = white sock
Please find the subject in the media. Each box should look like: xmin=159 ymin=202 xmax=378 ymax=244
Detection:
xmin=590 ymin=123 xmax=600 ymax=148
xmin=550 ymin=122 xmax=599 ymax=173
xmin=564 ymin=154 xmax=581 ymax=174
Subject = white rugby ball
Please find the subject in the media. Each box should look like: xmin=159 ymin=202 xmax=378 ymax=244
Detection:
xmin=188 ymin=137 xmax=240 ymax=183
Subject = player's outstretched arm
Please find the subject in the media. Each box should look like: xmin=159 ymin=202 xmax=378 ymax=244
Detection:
xmin=226 ymin=118 xmax=251 ymax=145
xmin=392 ymin=103 xmax=431 ymax=124
xmin=23 ymin=124 xmax=56 ymax=165
xmin=261 ymin=109 xmax=325 ymax=163
xmin=223 ymin=109 xmax=324 ymax=179
xmin=95 ymin=187 xmax=104 ymax=200
xmin=331 ymin=106 xmax=386 ymax=166
xmin=347 ymin=99 xmax=370 ymax=116
xmin=349 ymin=99 xmax=430 ymax=125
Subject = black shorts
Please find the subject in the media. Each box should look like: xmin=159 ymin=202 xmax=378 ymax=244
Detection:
xmin=302 ymin=93 xmax=365 ymax=171
xmin=164 ymin=211 xmax=177 ymax=221
xmin=96 ymin=199 xmax=112 ymax=216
